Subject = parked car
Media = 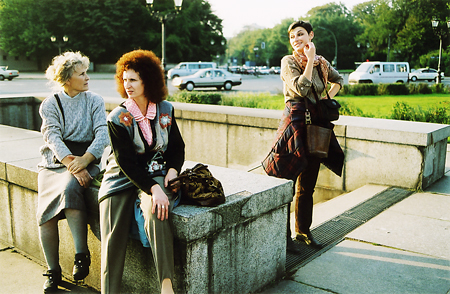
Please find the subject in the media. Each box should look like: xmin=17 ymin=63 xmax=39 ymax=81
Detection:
xmin=409 ymin=68 xmax=444 ymax=82
xmin=172 ymin=68 xmax=242 ymax=91
xmin=0 ymin=66 xmax=19 ymax=81
xmin=349 ymin=61 xmax=409 ymax=84
xmin=167 ymin=61 xmax=216 ymax=79
xmin=256 ymin=66 xmax=271 ymax=75
xmin=270 ymin=66 xmax=281 ymax=74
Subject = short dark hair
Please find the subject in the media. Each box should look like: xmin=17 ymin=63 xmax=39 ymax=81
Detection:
xmin=115 ymin=50 xmax=167 ymax=104
xmin=288 ymin=20 xmax=313 ymax=34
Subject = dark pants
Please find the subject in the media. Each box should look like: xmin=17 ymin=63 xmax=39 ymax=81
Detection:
xmin=287 ymin=155 xmax=321 ymax=238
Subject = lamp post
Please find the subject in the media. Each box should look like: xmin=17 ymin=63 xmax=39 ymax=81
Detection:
xmin=318 ymin=26 xmax=337 ymax=68
xmin=50 ymin=35 xmax=68 ymax=55
xmin=431 ymin=17 xmax=450 ymax=84
xmin=146 ymin=0 xmax=183 ymax=77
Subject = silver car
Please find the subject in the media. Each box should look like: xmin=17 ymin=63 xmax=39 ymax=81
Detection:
xmin=409 ymin=68 xmax=444 ymax=82
xmin=0 ymin=66 xmax=19 ymax=81
xmin=172 ymin=68 xmax=242 ymax=91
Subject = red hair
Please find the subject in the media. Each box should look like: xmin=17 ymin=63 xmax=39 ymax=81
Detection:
xmin=115 ymin=50 xmax=167 ymax=103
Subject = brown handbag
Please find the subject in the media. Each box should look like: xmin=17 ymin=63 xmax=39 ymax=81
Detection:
xmin=304 ymin=97 xmax=332 ymax=158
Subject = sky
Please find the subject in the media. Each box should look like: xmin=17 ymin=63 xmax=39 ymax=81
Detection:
xmin=206 ymin=0 xmax=368 ymax=38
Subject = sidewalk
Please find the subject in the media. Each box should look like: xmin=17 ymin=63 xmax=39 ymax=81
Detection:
xmin=2 ymin=164 xmax=450 ymax=293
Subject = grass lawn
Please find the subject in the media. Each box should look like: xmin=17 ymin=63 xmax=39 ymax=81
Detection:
xmin=221 ymin=92 xmax=450 ymax=119
xmin=336 ymin=94 xmax=450 ymax=118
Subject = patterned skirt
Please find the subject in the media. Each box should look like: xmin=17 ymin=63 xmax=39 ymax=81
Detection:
xmin=36 ymin=164 xmax=99 ymax=226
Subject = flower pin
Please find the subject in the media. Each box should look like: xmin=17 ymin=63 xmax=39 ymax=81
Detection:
xmin=119 ymin=111 xmax=133 ymax=127
xmin=159 ymin=113 xmax=172 ymax=129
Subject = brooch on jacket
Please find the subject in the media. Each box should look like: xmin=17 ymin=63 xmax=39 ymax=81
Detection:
xmin=119 ymin=111 xmax=133 ymax=127
xmin=159 ymin=113 xmax=172 ymax=129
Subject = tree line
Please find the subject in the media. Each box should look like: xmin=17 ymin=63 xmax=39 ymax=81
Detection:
xmin=1 ymin=0 xmax=449 ymax=71
xmin=227 ymin=0 xmax=450 ymax=71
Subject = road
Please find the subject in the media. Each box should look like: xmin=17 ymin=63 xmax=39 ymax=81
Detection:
xmin=0 ymin=73 xmax=284 ymax=102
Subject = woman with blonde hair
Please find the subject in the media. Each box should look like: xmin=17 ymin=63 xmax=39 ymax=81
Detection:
xmin=37 ymin=51 xmax=109 ymax=292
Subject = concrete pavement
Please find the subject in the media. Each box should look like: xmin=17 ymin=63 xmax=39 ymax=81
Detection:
xmin=2 ymin=158 xmax=450 ymax=293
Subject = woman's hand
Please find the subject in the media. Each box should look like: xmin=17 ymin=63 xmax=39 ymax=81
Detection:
xmin=303 ymin=42 xmax=316 ymax=60
xmin=67 ymin=152 xmax=96 ymax=174
xmin=73 ymin=169 xmax=93 ymax=188
xmin=150 ymin=184 xmax=170 ymax=221
xmin=165 ymin=168 xmax=179 ymax=192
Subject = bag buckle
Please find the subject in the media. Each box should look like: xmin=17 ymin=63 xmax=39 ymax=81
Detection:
xmin=305 ymin=110 xmax=312 ymax=125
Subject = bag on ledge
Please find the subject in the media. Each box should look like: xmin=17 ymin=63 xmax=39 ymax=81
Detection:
xmin=168 ymin=163 xmax=225 ymax=207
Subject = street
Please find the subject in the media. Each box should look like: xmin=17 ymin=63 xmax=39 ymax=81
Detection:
xmin=0 ymin=72 xmax=284 ymax=103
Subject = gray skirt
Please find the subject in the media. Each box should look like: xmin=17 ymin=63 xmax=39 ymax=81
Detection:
xmin=36 ymin=164 xmax=99 ymax=226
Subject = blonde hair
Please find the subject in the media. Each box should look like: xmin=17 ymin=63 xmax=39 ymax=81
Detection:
xmin=45 ymin=51 xmax=89 ymax=89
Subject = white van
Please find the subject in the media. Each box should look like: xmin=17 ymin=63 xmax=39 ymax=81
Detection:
xmin=167 ymin=62 xmax=216 ymax=79
xmin=349 ymin=61 xmax=409 ymax=84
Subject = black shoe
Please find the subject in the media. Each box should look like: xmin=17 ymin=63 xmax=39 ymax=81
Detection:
xmin=286 ymin=238 xmax=302 ymax=254
xmin=43 ymin=267 xmax=61 ymax=292
xmin=73 ymin=252 xmax=91 ymax=281
xmin=294 ymin=233 xmax=324 ymax=248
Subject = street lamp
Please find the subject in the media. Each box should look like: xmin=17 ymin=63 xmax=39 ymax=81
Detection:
xmin=146 ymin=0 xmax=183 ymax=77
xmin=431 ymin=17 xmax=450 ymax=84
xmin=318 ymin=26 xmax=337 ymax=68
xmin=50 ymin=35 xmax=68 ymax=55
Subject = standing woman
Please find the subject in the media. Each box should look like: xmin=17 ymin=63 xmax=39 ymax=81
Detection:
xmin=37 ymin=51 xmax=109 ymax=292
xmin=280 ymin=21 xmax=344 ymax=250
xmin=98 ymin=49 xmax=185 ymax=294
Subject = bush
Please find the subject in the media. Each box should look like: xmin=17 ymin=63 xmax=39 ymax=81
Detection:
xmin=168 ymin=91 xmax=222 ymax=105
xmin=391 ymin=101 xmax=422 ymax=121
xmin=408 ymin=83 xmax=432 ymax=94
xmin=346 ymin=84 xmax=379 ymax=96
xmin=377 ymin=83 xmax=409 ymax=95
xmin=391 ymin=101 xmax=450 ymax=124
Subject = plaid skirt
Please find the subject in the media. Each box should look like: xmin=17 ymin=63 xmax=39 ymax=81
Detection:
xmin=272 ymin=101 xmax=344 ymax=177
xmin=36 ymin=164 xmax=99 ymax=225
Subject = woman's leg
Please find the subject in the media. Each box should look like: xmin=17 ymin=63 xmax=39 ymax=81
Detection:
xmin=39 ymin=217 xmax=60 ymax=270
xmin=99 ymin=189 xmax=136 ymax=294
xmin=65 ymin=208 xmax=88 ymax=254
xmin=139 ymin=177 xmax=175 ymax=293
xmin=294 ymin=155 xmax=321 ymax=235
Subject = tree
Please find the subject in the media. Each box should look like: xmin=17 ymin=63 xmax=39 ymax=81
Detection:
xmin=0 ymin=0 xmax=225 ymax=68
xmin=306 ymin=2 xmax=364 ymax=69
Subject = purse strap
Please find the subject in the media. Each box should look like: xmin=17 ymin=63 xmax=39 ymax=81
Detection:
xmin=54 ymin=94 xmax=66 ymax=124
xmin=316 ymin=65 xmax=331 ymax=100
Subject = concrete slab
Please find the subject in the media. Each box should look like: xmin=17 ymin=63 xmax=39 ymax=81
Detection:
xmin=348 ymin=193 xmax=450 ymax=259
xmin=312 ymin=184 xmax=389 ymax=228
xmin=0 ymin=247 xmax=98 ymax=294
xmin=292 ymin=240 xmax=450 ymax=294
xmin=426 ymin=174 xmax=450 ymax=195
xmin=260 ymin=279 xmax=331 ymax=293
xmin=290 ymin=184 xmax=389 ymax=238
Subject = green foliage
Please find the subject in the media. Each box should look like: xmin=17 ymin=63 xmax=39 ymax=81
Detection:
xmin=342 ymin=84 xmax=379 ymax=96
xmin=0 ymin=0 xmax=224 ymax=65
xmin=377 ymin=83 xmax=409 ymax=95
xmin=391 ymin=101 xmax=450 ymax=124
xmin=408 ymin=83 xmax=432 ymax=94
xmin=168 ymin=91 xmax=222 ymax=105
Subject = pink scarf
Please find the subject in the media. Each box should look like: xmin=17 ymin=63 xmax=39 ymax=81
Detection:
xmin=124 ymin=99 xmax=157 ymax=146
xmin=292 ymin=51 xmax=329 ymax=84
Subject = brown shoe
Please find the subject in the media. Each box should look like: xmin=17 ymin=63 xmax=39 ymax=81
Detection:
xmin=294 ymin=233 xmax=324 ymax=248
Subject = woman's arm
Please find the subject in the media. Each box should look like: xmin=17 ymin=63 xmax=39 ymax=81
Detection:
xmin=108 ymin=120 xmax=158 ymax=194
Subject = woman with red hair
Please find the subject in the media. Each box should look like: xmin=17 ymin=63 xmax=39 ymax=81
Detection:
xmin=99 ymin=49 xmax=185 ymax=294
